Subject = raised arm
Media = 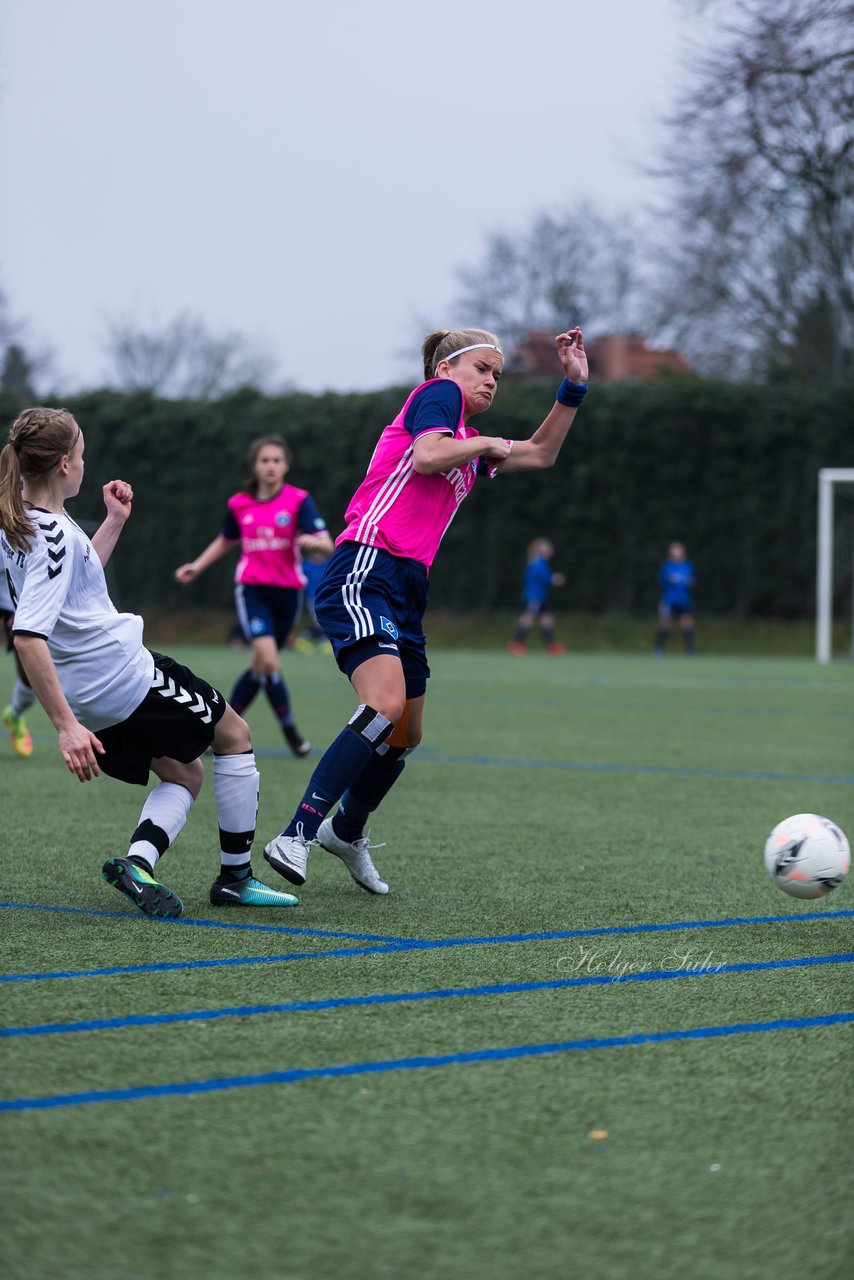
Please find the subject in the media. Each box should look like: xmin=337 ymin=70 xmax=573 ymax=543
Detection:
xmin=90 ymin=480 xmax=133 ymax=567
xmin=498 ymin=328 xmax=588 ymax=473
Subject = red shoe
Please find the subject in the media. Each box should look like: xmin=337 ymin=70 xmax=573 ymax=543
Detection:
xmin=508 ymin=642 xmax=527 ymax=656
xmin=546 ymin=643 xmax=567 ymax=656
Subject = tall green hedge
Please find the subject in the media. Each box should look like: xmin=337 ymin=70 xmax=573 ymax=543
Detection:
xmin=2 ymin=377 xmax=851 ymax=617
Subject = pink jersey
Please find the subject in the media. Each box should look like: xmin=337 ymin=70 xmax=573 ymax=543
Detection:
xmin=227 ymin=485 xmax=312 ymax=589
xmin=337 ymin=380 xmax=498 ymax=568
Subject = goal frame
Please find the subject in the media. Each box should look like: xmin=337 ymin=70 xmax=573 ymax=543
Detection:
xmin=816 ymin=468 xmax=854 ymax=663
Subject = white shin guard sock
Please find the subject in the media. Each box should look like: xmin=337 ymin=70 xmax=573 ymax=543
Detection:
xmin=213 ymin=751 xmax=260 ymax=867
xmin=127 ymin=781 xmax=195 ymax=869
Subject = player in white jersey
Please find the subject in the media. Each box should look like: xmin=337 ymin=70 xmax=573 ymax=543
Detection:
xmin=0 ymin=406 xmax=300 ymax=917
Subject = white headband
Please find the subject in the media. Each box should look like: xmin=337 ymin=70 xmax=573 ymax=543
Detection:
xmin=442 ymin=342 xmax=503 ymax=363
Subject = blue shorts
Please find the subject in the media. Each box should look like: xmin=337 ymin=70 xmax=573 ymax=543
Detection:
xmin=235 ymin=584 xmax=302 ymax=649
xmin=659 ymin=599 xmax=693 ymax=621
xmin=523 ymin=597 xmax=550 ymax=616
xmin=315 ymin=542 xmax=430 ymax=699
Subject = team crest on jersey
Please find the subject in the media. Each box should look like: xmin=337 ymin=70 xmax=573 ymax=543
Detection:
xmin=275 ymin=512 xmax=291 ymax=527
xmin=379 ymin=616 xmax=399 ymax=640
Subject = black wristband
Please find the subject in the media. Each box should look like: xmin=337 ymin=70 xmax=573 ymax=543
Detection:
xmin=557 ymin=378 xmax=588 ymax=408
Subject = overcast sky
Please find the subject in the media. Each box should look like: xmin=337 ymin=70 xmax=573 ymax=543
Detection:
xmin=1 ymin=0 xmax=693 ymax=394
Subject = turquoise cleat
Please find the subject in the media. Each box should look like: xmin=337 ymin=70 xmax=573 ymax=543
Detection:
xmin=102 ymin=857 xmax=183 ymax=919
xmin=209 ymin=874 xmax=299 ymax=908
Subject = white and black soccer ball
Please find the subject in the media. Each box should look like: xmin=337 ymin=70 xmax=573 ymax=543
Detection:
xmin=764 ymin=813 xmax=850 ymax=900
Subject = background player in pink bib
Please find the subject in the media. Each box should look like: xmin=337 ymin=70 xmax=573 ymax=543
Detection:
xmin=176 ymin=435 xmax=333 ymax=757
xmin=263 ymin=325 xmax=589 ymax=897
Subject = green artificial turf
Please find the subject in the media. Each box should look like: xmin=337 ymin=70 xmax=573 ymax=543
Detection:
xmin=1 ymin=647 xmax=852 ymax=1279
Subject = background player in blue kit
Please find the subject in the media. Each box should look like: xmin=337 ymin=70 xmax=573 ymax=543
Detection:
xmin=653 ymin=541 xmax=697 ymax=655
xmin=509 ymin=537 xmax=567 ymax=655
xmin=294 ymin=552 xmax=332 ymax=653
xmin=0 ymin=407 xmax=300 ymax=916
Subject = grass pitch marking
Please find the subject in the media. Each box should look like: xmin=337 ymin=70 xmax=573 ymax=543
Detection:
xmin=2 ymin=907 xmax=852 ymax=983
xmin=3 ymin=953 xmax=851 ymax=1040
xmin=2 ymin=1012 xmax=851 ymax=1112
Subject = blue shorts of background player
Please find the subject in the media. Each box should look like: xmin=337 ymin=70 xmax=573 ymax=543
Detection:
xmin=235 ymin=583 xmax=302 ymax=650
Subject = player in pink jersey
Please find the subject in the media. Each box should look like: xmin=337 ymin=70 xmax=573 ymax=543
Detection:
xmin=263 ymin=325 xmax=588 ymax=897
xmin=176 ymin=435 xmax=333 ymax=757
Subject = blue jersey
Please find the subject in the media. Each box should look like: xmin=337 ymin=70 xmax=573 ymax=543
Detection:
xmin=524 ymin=557 xmax=553 ymax=606
xmin=659 ymin=559 xmax=695 ymax=609
xmin=301 ymin=557 xmax=325 ymax=604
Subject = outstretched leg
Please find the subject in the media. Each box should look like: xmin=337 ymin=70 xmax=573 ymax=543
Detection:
xmin=264 ymin=654 xmax=402 ymax=887
xmin=102 ymin=757 xmax=202 ymax=919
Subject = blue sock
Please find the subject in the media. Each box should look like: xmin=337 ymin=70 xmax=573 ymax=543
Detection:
xmin=335 ymin=748 xmax=408 ymax=841
xmin=284 ymin=705 xmax=393 ymax=840
xmin=230 ymin=669 xmax=262 ymax=715
xmin=264 ymin=672 xmax=293 ymax=729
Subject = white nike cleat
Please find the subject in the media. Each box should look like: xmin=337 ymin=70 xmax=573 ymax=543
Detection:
xmin=317 ymin=818 xmax=389 ymax=895
xmin=263 ymin=823 xmax=312 ymax=886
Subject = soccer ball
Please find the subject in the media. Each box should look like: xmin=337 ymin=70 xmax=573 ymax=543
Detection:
xmin=763 ymin=813 xmax=850 ymax=900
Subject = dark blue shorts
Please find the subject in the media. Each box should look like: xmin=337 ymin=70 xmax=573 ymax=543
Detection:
xmin=659 ymin=599 xmax=693 ymax=621
xmin=315 ymin=542 xmax=430 ymax=699
xmin=235 ymin=584 xmax=302 ymax=649
xmin=523 ymin=597 xmax=550 ymax=616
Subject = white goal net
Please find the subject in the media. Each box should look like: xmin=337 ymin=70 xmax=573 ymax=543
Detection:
xmin=816 ymin=468 xmax=854 ymax=663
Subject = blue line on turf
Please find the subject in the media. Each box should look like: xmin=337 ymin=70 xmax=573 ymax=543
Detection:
xmin=393 ymin=909 xmax=854 ymax=950
xmin=2 ymin=909 xmax=852 ymax=983
xmin=416 ymin=751 xmax=854 ymax=786
xmin=3 ymin=954 xmax=851 ymax=1039
xmin=2 ymin=1012 xmax=851 ymax=1111
xmin=429 ymin=693 xmax=854 ymax=720
xmin=0 ymin=902 xmax=405 ymax=944
xmin=253 ymin=745 xmax=854 ymax=783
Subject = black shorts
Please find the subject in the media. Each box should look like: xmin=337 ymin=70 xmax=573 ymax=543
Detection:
xmin=96 ymin=652 xmax=227 ymax=785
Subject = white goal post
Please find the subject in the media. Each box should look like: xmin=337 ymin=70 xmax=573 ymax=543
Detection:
xmin=816 ymin=468 xmax=854 ymax=663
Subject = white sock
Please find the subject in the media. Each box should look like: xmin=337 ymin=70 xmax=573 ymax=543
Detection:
xmin=127 ymin=782 xmax=195 ymax=870
xmin=213 ymin=751 xmax=260 ymax=867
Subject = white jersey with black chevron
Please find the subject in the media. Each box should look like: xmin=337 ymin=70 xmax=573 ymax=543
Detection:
xmin=3 ymin=506 xmax=154 ymax=731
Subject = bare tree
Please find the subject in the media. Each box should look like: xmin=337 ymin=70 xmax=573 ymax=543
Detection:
xmin=103 ymin=312 xmax=277 ymax=398
xmin=453 ymin=203 xmax=654 ymax=350
xmin=0 ymin=286 xmax=56 ymax=398
xmin=653 ymin=0 xmax=854 ymax=381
